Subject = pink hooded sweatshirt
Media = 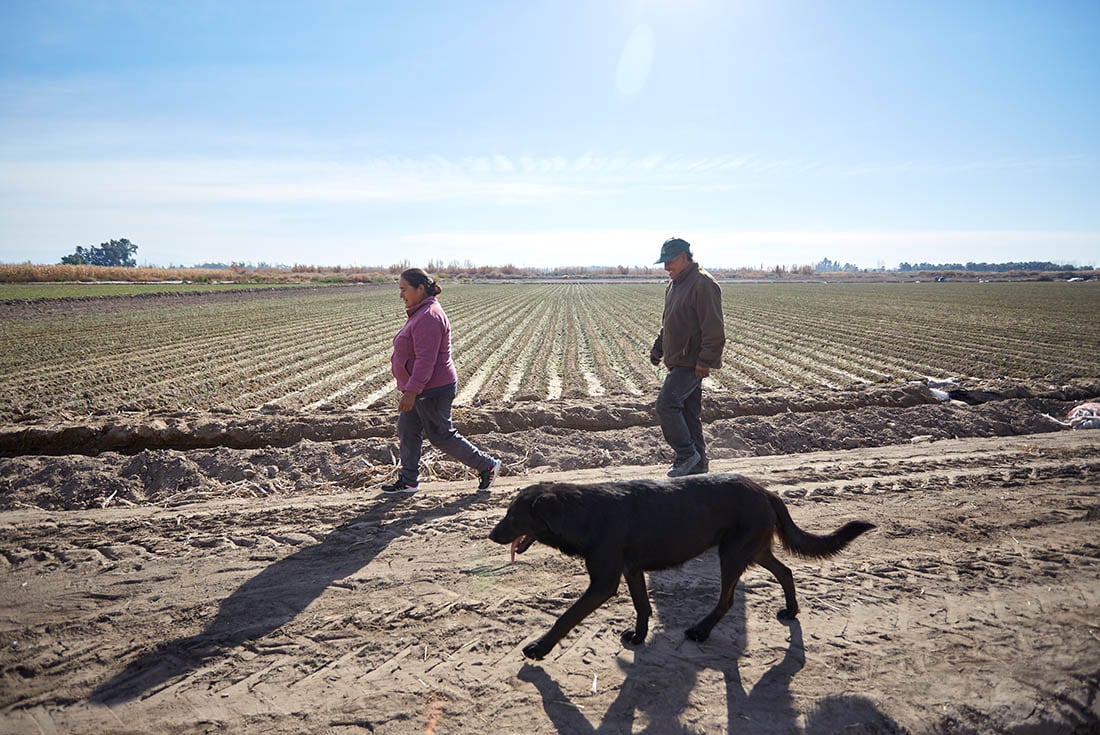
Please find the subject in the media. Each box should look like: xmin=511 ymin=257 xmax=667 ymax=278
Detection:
xmin=390 ymin=296 xmax=459 ymax=394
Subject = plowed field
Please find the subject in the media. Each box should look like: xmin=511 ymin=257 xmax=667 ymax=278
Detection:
xmin=1 ymin=283 xmax=1098 ymax=734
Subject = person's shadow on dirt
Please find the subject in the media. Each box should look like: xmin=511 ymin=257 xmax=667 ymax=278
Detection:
xmin=519 ymin=567 xmax=903 ymax=734
xmin=89 ymin=489 xmax=487 ymax=705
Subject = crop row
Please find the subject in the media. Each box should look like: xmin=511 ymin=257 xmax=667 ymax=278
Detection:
xmin=1 ymin=282 xmax=1097 ymax=419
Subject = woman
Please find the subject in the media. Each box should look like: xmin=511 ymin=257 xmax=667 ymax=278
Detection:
xmin=382 ymin=268 xmax=500 ymax=493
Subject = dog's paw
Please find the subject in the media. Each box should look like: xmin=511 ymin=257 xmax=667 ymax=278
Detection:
xmin=777 ymin=607 xmax=799 ymax=621
xmin=620 ymin=628 xmax=646 ymax=646
xmin=684 ymin=625 xmax=710 ymax=642
xmin=522 ymin=641 xmax=551 ymax=660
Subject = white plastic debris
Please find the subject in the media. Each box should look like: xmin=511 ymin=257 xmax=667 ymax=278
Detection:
xmin=1067 ymin=402 xmax=1100 ymax=430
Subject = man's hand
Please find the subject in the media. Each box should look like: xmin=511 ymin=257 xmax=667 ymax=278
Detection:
xmin=649 ymin=349 xmax=662 ymax=366
xmin=398 ymin=390 xmax=417 ymax=412
xmin=695 ymin=364 xmax=711 ymax=379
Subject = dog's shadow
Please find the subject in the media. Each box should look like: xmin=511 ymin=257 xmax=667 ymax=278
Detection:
xmin=89 ymin=489 xmax=486 ymax=704
xmin=520 ymin=559 xmax=902 ymax=734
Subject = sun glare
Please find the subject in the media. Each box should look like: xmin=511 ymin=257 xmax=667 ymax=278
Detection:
xmin=616 ymin=23 xmax=655 ymax=96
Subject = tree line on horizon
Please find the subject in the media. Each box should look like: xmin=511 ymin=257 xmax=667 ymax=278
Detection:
xmin=896 ymin=260 xmax=1092 ymax=273
xmin=53 ymin=238 xmax=1093 ymax=276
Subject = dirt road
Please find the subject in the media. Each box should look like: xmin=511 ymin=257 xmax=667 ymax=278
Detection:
xmin=2 ymin=408 xmax=1098 ymax=734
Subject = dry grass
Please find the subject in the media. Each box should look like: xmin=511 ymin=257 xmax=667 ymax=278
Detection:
xmin=0 ymin=264 xmax=235 ymax=283
xmin=0 ymin=263 xmax=402 ymax=284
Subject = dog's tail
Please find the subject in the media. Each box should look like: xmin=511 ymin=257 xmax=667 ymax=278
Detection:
xmin=767 ymin=492 xmax=874 ymax=559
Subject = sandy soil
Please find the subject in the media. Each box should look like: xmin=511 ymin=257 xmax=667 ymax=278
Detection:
xmin=2 ymin=384 xmax=1099 ymax=734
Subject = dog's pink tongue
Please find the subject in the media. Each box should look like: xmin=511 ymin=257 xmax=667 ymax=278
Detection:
xmin=509 ymin=536 xmax=525 ymax=564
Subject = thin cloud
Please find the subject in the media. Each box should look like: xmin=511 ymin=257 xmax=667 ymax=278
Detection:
xmin=4 ymin=150 xmax=1096 ymax=213
xmin=835 ymin=155 xmax=1094 ymax=177
xmin=1 ymin=152 xmax=772 ymax=209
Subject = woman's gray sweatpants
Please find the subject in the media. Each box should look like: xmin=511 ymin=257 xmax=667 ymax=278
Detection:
xmin=396 ymin=382 xmax=495 ymax=485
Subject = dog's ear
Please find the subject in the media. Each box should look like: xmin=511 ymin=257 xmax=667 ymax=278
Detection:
xmin=531 ymin=489 xmax=586 ymax=549
xmin=530 ymin=492 xmax=559 ymax=530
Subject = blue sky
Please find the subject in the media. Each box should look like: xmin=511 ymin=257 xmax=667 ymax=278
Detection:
xmin=1 ymin=1 xmax=1097 ymax=269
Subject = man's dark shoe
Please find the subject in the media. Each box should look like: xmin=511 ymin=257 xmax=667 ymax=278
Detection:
xmin=667 ymin=450 xmax=702 ymax=478
xmin=687 ymin=458 xmax=709 ymax=475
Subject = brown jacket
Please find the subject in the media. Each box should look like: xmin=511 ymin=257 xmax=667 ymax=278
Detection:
xmin=651 ymin=262 xmax=725 ymax=369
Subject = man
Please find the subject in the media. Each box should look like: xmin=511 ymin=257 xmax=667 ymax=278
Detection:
xmin=649 ymin=237 xmax=726 ymax=477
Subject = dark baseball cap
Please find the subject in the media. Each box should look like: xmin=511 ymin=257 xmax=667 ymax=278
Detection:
xmin=655 ymin=237 xmax=691 ymax=264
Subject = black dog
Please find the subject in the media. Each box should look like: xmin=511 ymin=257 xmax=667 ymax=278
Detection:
xmin=489 ymin=473 xmax=874 ymax=660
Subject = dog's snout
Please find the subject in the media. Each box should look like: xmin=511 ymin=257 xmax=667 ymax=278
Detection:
xmin=488 ymin=519 xmax=511 ymax=544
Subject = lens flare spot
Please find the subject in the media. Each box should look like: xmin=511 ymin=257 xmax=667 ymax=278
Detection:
xmin=616 ymin=24 xmax=655 ymax=97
